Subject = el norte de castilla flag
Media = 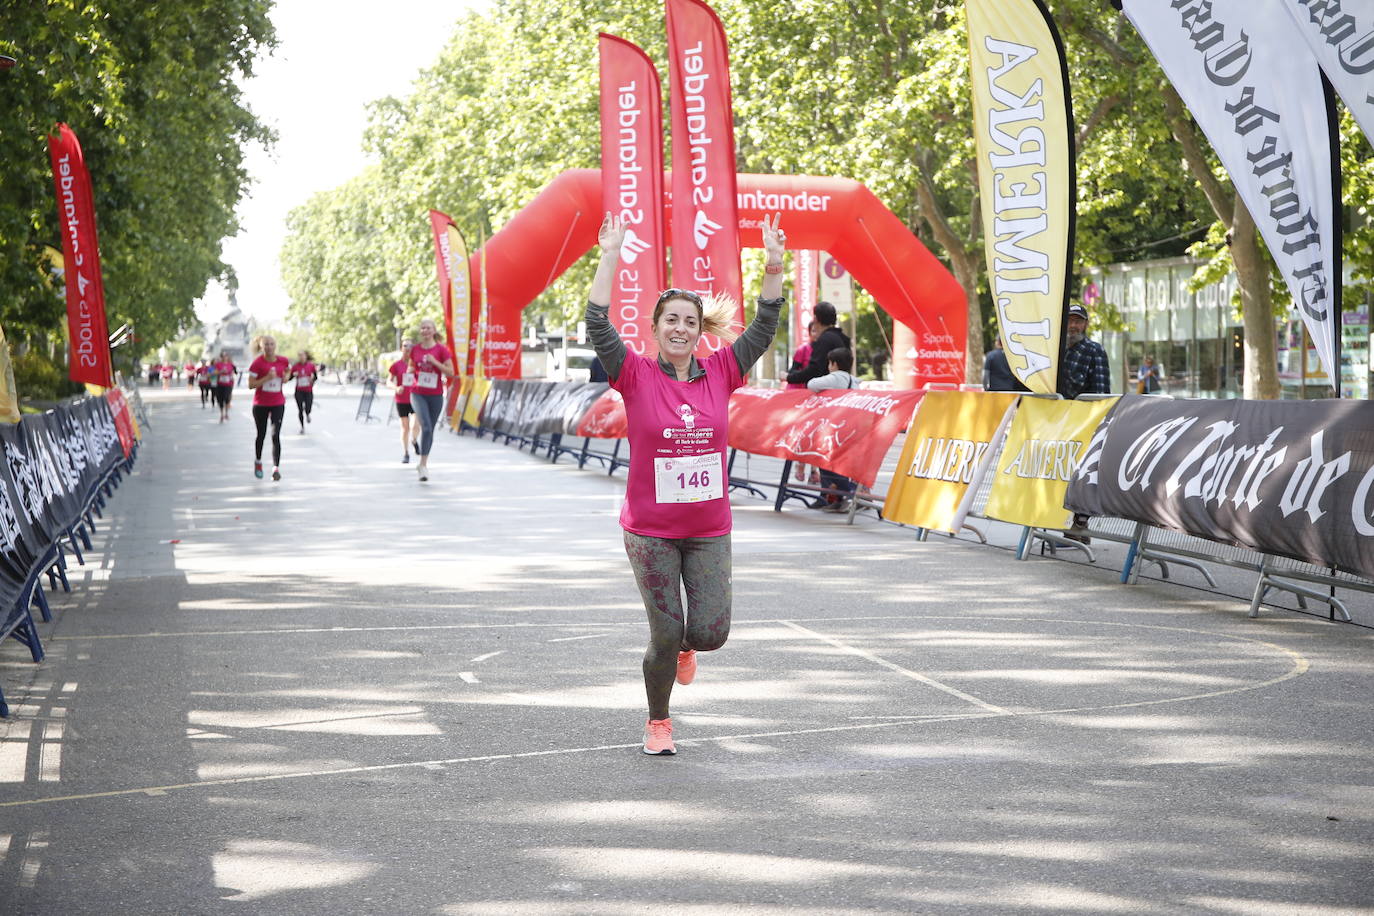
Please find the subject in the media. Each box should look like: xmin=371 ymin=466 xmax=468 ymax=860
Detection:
xmin=1118 ymin=0 xmax=1343 ymax=387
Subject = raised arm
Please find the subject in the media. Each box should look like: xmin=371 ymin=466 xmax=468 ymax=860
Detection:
xmin=585 ymin=213 xmax=629 ymax=381
xmin=732 ymin=213 xmax=786 ymax=374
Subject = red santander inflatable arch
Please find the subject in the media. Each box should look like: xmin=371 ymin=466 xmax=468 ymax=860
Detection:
xmin=468 ymin=168 xmax=966 ymax=388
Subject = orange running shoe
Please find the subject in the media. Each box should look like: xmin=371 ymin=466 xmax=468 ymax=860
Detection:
xmin=676 ymin=649 xmax=697 ymax=685
xmin=642 ymin=718 xmax=676 ymax=755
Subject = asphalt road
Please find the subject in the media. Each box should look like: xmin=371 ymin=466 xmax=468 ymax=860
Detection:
xmin=1 ymin=386 xmax=1372 ymax=914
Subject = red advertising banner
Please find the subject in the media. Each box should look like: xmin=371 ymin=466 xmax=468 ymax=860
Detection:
xmin=792 ymin=249 xmax=819 ymax=351
xmin=105 ymin=389 xmax=134 ymax=457
xmin=428 ymin=210 xmax=472 ymax=377
xmin=726 ymin=387 xmax=926 ymax=488
xmin=47 ymin=124 xmax=113 ymax=388
xmin=665 ymin=0 xmax=743 ymax=353
xmin=599 ymin=34 xmax=668 ymax=358
xmin=575 ymin=389 xmax=628 ymax=439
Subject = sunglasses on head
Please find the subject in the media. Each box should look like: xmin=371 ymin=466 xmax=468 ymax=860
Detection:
xmin=656 ymin=288 xmax=703 ymax=307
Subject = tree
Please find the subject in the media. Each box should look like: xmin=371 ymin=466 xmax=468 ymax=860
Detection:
xmin=0 ymin=1 xmax=275 ymax=365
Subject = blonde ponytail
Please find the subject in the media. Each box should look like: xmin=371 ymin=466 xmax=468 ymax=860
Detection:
xmin=701 ymin=293 xmax=741 ymax=344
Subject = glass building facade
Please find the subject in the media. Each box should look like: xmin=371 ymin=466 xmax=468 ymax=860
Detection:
xmin=1083 ymin=257 xmax=1369 ymax=400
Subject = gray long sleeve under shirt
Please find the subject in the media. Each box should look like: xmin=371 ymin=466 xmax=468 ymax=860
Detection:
xmin=584 ymin=297 xmax=783 ymax=382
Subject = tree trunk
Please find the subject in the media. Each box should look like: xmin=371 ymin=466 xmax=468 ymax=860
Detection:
xmin=1229 ymin=196 xmax=1281 ymax=399
xmin=952 ymin=254 xmax=984 ymax=385
xmin=913 ymin=161 xmax=983 ymax=385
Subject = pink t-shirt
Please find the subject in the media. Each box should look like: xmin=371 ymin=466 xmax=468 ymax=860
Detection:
xmin=196 ymin=365 xmax=211 ymax=383
xmin=389 ymin=359 xmax=413 ymax=404
xmin=610 ymin=347 xmax=743 ymax=539
xmin=408 ymin=343 xmax=451 ymax=396
xmin=291 ymin=362 xmax=316 ymax=391
xmin=786 ymin=343 xmax=813 ymax=390
xmin=249 ymin=355 xmax=291 ymax=407
xmin=215 ymin=361 xmax=236 ymax=385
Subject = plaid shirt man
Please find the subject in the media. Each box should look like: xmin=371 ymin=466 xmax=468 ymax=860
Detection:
xmin=1060 ymin=337 xmax=1111 ymax=399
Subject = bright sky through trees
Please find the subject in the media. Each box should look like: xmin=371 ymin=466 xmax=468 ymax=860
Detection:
xmin=195 ymin=0 xmax=486 ymax=326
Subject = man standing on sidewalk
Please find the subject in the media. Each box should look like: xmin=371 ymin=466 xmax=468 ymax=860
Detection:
xmin=1060 ymin=303 xmax=1111 ymax=541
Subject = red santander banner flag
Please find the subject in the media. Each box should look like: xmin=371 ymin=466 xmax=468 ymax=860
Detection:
xmin=727 ymin=387 xmax=926 ymax=488
xmin=599 ymin=34 xmax=668 ymax=358
xmin=47 ymin=124 xmax=113 ymax=388
xmin=665 ymin=0 xmax=743 ymax=352
xmin=428 ymin=210 xmax=472 ymax=378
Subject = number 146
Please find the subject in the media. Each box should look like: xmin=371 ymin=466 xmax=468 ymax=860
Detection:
xmin=677 ymin=470 xmax=711 ymax=489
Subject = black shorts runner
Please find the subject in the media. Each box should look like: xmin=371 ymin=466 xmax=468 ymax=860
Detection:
xmin=396 ymin=402 xmax=414 ymax=418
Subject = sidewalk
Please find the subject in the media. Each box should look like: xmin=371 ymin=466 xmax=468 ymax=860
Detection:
xmin=1 ymin=391 xmax=1372 ymax=913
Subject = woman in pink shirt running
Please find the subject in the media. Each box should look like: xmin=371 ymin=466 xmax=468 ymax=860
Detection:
xmin=247 ymin=335 xmax=291 ymax=481
xmin=389 ymin=339 xmax=419 ymax=464
xmin=406 ymin=319 xmax=454 ymax=482
xmin=586 ymin=212 xmax=787 ymax=756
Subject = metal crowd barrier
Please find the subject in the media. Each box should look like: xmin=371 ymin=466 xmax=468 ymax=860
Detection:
xmin=2 ymin=414 xmax=138 ymax=718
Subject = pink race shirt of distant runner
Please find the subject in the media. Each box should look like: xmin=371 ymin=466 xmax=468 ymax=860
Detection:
xmin=610 ymin=347 xmax=743 ymax=539
xmin=249 ymin=355 xmax=291 ymax=407
xmin=291 ymin=362 xmax=316 ymax=391
xmin=214 ymin=361 xmax=236 ymax=386
xmin=408 ymin=343 xmax=451 ymax=396
xmin=389 ymin=359 xmax=413 ymax=404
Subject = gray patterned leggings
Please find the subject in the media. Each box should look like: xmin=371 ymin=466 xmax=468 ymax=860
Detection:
xmin=622 ymin=531 xmax=732 ymax=720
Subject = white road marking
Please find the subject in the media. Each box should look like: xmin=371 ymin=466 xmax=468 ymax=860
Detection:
xmin=469 ymin=651 xmax=504 ymax=663
xmin=546 ymin=633 xmax=612 ymax=643
xmin=778 ymin=619 xmax=1013 ymax=715
xmin=458 ymin=672 xmax=480 ymax=684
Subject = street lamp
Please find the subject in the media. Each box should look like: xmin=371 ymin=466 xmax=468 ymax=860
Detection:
xmin=0 ymin=55 xmax=16 ymax=71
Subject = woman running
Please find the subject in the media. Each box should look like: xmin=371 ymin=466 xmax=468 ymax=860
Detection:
xmin=586 ymin=212 xmax=786 ymax=756
xmin=213 ymin=349 xmax=237 ymax=423
xmin=247 ymin=335 xmax=291 ymax=481
xmin=407 ymin=319 xmax=454 ymax=482
xmin=197 ymin=360 xmax=212 ymax=408
xmin=291 ymin=350 xmax=318 ymax=433
xmin=389 ymin=339 xmax=419 ymax=463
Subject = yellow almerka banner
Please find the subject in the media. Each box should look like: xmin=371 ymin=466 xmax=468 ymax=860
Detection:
xmin=965 ymin=0 xmax=1074 ymax=394
xmin=984 ymin=396 xmax=1118 ymax=529
xmin=0 ymin=322 xmax=20 ymax=423
xmin=461 ymin=377 xmax=491 ymax=429
xmin=445 ymin=224 xmax=472 ymax=379
xmin=883 ymin=391 xmax=1020 ymax=533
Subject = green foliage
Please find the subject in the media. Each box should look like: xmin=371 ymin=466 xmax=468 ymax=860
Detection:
xmin=0 ymin=0 xmax=275 ymax=359
xmin=10 ymin=348 xmax=83 ymax=402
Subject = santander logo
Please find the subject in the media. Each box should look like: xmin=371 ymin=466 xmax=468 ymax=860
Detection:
xmin=620 ymin=228 xmax=652 ymax=264
xmin=693 ymin=210 xmax=722 ymax=248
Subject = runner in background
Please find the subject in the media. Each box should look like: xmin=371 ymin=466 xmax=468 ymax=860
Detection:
xmin=213 ymin=350 xmax=237 ymax=423
xmin=196 ymin=359 xmax=212 ymax=408
xmin=586 ymin=211 xmax=787 ymax=756
xmin=183 ymin=360 xmax=196 ymax=388
xmin=247 ymin=335 xmax=291 ymax=481
xmin=290 ymin=350 xmax=318 ymax=433
xmin=407 ymin=320 xmax=454 ymax=482
xmin=389 ymin=339 xmax=419 ymax=464
xmin=159 ymin=362 xmax=173 ymax=391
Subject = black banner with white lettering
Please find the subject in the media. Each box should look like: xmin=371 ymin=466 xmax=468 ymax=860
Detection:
xmin=1066 ymin=396 xmax=1374 ymax=579
xmin=479 ymin=380 xmax=612 ymax=438
xmin=0 ymin=396 xmax=125 ymax=619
